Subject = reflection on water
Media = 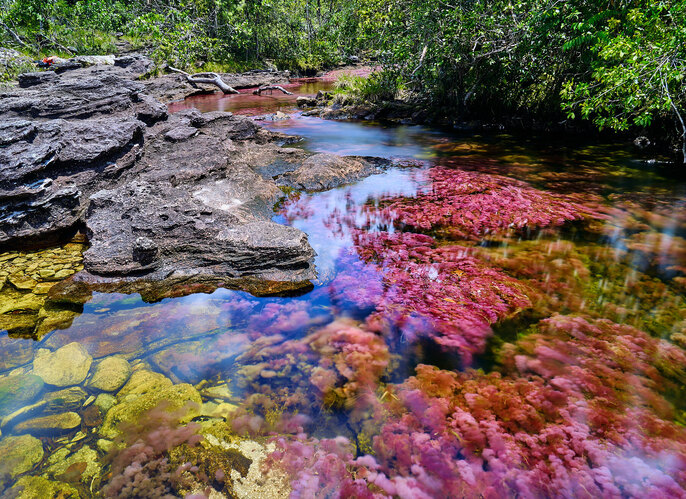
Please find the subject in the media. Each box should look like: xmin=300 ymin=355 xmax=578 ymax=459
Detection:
xmin=167 ymin=81 xmax=334 ymax=115
xmin=1 ymin=111 xmax=686 ymax=497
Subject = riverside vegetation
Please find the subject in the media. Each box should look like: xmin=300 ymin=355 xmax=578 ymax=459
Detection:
xmin=2 ymin=0 xmax=686 ymax=161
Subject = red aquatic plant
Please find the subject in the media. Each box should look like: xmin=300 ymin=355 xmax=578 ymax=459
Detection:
xmin=366 ymin=167 xmax=605 ymax=240
xmin=333 ymin=231 xmax=532 ymax=364
xmin=266 ymin=315 xmax=686 ymax=498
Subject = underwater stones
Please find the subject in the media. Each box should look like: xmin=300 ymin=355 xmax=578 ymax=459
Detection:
xmin=32 ymin=342 xmax=92 ymax=387
xmin=202 ymin=383 xmax=234 ymax=401
xmin=53 ymin=268 xmax=75 ymax=279
xmin=201 ymin=401 xmax=239 ymax=419
xmin=0 ymin=434 xmax=43 ymax=480
xmin=100 ymin=383 xmax=202 ymax=438
xmin=5 ymin=475 xmax=80 ymax=499
xmin=88 ymin=356 xmax=131 ymax=392
xmin=46 ymin=445 xmax=101 ymax=484
xmin=117 ymin=369 xmax=173 ymax=399
xmin=0 ymin=337 xmax=33 ymax=372
xmin=43 ymin=387 xmax=88 ymax=413
xmin=32 ymin=282 xmax=55 ymax=295
xmin=277 ymin=153 xmax=388 ymax=191
xmin=94 ymin=393 xmax=116 ymax=412
xmin=7 ymin=274 xmax=37 ymax=290
xmin=14 ymin=411 xmax=82 ymax=433
xmin=0 ymin=293 xmax=45 ymax=315
xmin=0 ymin=374 xmax=44 ymax=417
xmin=0 ymin=388 xmax=85 ymax=428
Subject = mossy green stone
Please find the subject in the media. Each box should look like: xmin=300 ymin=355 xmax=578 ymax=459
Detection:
xmin=0 ymin=434 xmax=44 ymax=482
xmin=0 ymin=374 xmax=44 ymax=417
xmin=6 ymin=476 xmax=79 ymax=499
xmin=101 ymin=383 xmax=201 ymax=439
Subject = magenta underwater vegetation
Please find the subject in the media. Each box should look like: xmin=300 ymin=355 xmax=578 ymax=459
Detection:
xmin=254 ymin=153 xmax=686 ymax=497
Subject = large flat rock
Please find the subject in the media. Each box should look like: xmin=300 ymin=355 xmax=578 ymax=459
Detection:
xmin=0 ymin=62 xmax=389 ymax=295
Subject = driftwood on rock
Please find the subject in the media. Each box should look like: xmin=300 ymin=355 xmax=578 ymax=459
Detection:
xmin=252 ymin=85 xmax=293 ymax=96
xmin=168 ymin=66 xmax=239 ymax=94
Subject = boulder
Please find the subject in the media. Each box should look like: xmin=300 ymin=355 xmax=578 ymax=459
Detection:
xmin=33 ymin=342 xmax=92 ymax=386
xmin=88 ymin=356 xmax=131 ymax=392
xmin=277 ymin=153 xmax=388 ymax=191
xmin=100 ymin=382 xmax=202 ymax=438
xmin=0 ymin=387 xmax=87 ymax=428
xmin=117 ymin=369 xmax=172 ymax=399
xmin=0 ymin=435 xmax=43 ymax=483
xmin=14 ymin=411 xmax=82 ymax=433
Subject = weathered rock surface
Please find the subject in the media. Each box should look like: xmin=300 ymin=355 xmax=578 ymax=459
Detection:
xmin=277 ymin=153 xmax=388 ymax=191
xmin=33 ymin=342 xmax=92 ymax=386
xmin=2 ymin=61 xmax=391 ymax=296
xmin=82 ymin=110 xmax=315 ymax=282
xmin=88 ymin=356 xmax=131 ymax=392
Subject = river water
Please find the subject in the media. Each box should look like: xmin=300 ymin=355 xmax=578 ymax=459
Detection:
xmin=0 ymin=80 xmax=685 ymax=498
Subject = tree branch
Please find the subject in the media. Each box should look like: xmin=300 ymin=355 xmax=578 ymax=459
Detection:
xmin=252 ymin=85 xmax=294 ymax=95
xmin=168 ymin=66 xmax=239 ymax=94
xmin=0 ymin=19 xmax=32 ymax=51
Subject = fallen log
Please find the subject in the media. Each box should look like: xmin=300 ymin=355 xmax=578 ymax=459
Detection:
xmin=252 ymin=85 xmax=294 ymax=96
xmin=168 ymin=66 xmax=239 ymax=94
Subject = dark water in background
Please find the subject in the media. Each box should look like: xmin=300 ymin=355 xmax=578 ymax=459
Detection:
xmin=1 ymin=84 xmax=686 ymax=497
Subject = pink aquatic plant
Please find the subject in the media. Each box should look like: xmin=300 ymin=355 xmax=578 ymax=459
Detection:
xmin=307 ymin=318 xmax=390 ymax=408
xmin=340 ymin=231 xmax=531 ymax=364
xmin=103 ymin=405 xmax=204 ymax=498
xmin=367 ymin=167 xmax=605 ymax=240
xmin=266 ymin=315 xmax=686 ymax=498
xmin=234 ymin=318 xmax=390 ymax=416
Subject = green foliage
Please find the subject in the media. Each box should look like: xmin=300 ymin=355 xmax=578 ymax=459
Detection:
xmin=0 ymin=0 xmax=366 ymax=71
xmin=352 ymin=0 xmax=686 ymax=161
xmin=334 ymin=72 xmax=400 ymax=103
xmin=560 ymin=3 xmax=686 ymax=159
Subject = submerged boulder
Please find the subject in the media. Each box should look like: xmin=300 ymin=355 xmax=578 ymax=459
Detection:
xmin=277 ymin=153 xmax=389 ymax=191
xmin=88 ymin=356 xmax=131 ymax=392
xmin=0 ymin=434 xmax=44 ymax=483
xmin=32 ymin=342 xmax=92 ymax=387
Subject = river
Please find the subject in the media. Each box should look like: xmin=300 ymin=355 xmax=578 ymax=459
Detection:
xmin=0 ymin=78 xmax=685 ymax=498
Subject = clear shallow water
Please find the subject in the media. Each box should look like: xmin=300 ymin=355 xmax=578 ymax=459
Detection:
xmin=1 ymin=93 xmax=686 ymax=497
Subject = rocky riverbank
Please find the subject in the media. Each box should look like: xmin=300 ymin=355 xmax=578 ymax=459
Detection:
xmin=0 ymin=56 xmax=390 ymax=298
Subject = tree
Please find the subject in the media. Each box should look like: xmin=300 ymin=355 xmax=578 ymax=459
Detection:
xmin=561 ymin=3 xmax=686 ymax=162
